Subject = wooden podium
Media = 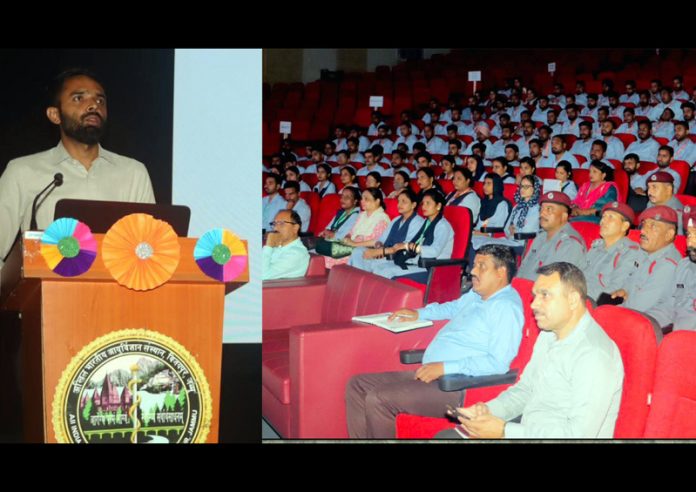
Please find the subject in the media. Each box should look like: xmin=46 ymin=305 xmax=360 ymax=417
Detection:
xmin=0 ymin=233 xmax=248 ymax=443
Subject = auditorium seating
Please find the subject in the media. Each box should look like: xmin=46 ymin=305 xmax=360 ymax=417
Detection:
xmin=262 ymin=265 xmax=426 ymax=438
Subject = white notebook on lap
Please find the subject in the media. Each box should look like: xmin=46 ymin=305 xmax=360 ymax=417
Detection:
xmin=352 ymin=313 xmax=433 ymax=333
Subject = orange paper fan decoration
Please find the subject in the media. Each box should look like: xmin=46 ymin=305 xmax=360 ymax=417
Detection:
xmin=101 ymin=213 xmax=181 ymax=291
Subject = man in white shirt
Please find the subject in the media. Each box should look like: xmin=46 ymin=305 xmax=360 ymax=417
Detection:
xmin=620 ymin=80 xmax=640 ymax=105
xmin=672 ymin=75 xmax=690 ymax=101
xmin=546 ymin=109 xmax=563 ymax=135
xmin=569 ymin=121 xmax=595 ymax=160
xmin=333 ymin=125 xmax=348 ymax=151
xmin=464 ymin=126 xmax=494 ymax=159
xmin=528 ymin=139 xmax=545 ymax=168
xmin=634 ymin=91 xmax=653 ymax=118
xmin=650 ymin=88 xmax=683 ymax=121
xmin=394 ymin=123 xmax=420 ymax=152
xmin=539 ymin=135 xmax=580 ymax=169
xmin=504 ymin=144 xmax=522 ymax=168
xmin=532 ymin=95 xmax=550 ymax=122
xmin=680 ymin=102 xmax=696 ymax=133
xmin=263 ymin=174 xmax=287 ymax=231
xmin=640 ymin=145 xmax=683 ymax=193
xmin=652 ymin=108 xmax=676 ymax=141
xmin=283 ymin=182 xmax=311 ymax=233
xmin=649 ymin=80 xmax=663 ymax=105
xmin=373 ymin=124 xmax=394 ymax=154
xmin=561 ymin=104 xmax=583 ymax=136
xmin=491 ymin=114 xmax=512 ymax=138
xmin=448 ymin=107 xmax=469 ymax=135
xmin=581 ymin=93 xmax=599 ymax=121
xmin=349 ymin=125 xmax=371 ymax=153
xmin=367 ymin=111 xmax=386 ymax=136
xmin=598 ymin=120 xmax=627 ymax=160
xmin=0 ymin=68 xmax=156 ymax=270
xmin=548 ymin=83 xmax=567 ymax=107
xmin=507 ymin=93 xmax=526 ymax=123
xmin=592 ymin=107 xmax=610 ymax=138
xmin=607 ymin=92 xmax=624 ymax=118
xmin=517 ymin=120 xmax=537 ymax=157
xmin=357 ymin=148 xmax=390 ymax=177
xmin=598 ymin=79 xmax=615 ymax=107
xmin=616 ymin=107 xmax=639 ymax=136
xmin=422 ymin=124 xmax=447 ymax=155
xmin=668 ymin=121 xmax=696 ymax=165
xmin=581 ymin=140 xmax=614 ymax=169
xmin=537 ymin=126 xmax=553 ymax=159
xmin=396 ymin=111 xmax=420 ymax=137
xmin=624 ymin=120 xmax=661 ymax=162
xmin=346 ymin=137 xmax=365 ymax=163
xmin=575 ymin=80 xmax=588 ymax=106
xmin=488 ymin=125 xmax=516 ymax=157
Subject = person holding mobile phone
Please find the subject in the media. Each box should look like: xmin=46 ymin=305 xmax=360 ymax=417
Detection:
xmin=435 ymin=262 xmax=624 ymax=439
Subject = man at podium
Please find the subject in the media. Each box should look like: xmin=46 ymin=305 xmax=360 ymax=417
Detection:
xmin=0 ymin=68 xmax=155 ymax=275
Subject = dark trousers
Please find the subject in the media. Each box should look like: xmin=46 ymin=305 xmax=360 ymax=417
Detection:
xmin=345 ymin=370 xmax=464 ymax=439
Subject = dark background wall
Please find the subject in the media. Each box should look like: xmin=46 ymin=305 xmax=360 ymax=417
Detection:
xmin=0 ymin=49 xmax=174 ymax=204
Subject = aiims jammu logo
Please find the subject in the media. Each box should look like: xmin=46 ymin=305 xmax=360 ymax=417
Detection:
xmin=53 ymin=330 xmax=212 ymax=443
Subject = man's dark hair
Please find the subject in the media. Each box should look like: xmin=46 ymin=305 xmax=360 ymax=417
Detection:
xmin=472 ymin=142 xmax=487 ymax=153
xmin=49 ymin=68 xmax=105 ymax=107
xmin=446 ymin=124 xmax=459 ymax=133
xmin=579 ymin=121 xmax=593 ymax=130
xmin=283 ymin=181 xmax=300 ymax=192
xmin=477 ymin=244 xmax=517 ymax=282
xmin=288 ymin=209 xmax=302 ymax=230
xmin=659 ymin=144 xmax=674 ymax=157
xmin=536 ymin=262 xmax=588 ymax=301
xmin=448 ymin=139 xmax=462 ymax=150
xmin=418 ymin=151 xmax=432 ymax=163
xmin=592 ymin=139 xmax=608 ymax=153
xmin=505 ymin=143 xmax=520 ymax=154
xmin=412 ymin=142 xmax=427 ymax=153
xmin=371 ymin=144 xmax=384 ymax=156
xmin=266 ymin=173 xmax=283 ymax=186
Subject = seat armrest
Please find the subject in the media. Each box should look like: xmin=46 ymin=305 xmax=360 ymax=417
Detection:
xmin=438 ymin=369 xmax=519 ymax=392
xmin=419 ymin=257 xmax=468 ymax=268
xmin=400 ymin=349 xmax=425 ymax=364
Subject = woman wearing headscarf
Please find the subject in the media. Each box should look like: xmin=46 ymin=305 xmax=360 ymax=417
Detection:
xmin=471 ymin=174 xmax=540 ymax=251
xmin=473 ymin=173 xmax=512 ymax=232
xmin=349 ymin=188 xmax=425 ymax=272
xmin=465 ymin=154 xmax=487 ymax=182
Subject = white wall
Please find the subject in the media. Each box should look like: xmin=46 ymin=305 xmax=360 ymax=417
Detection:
xmin=173 ymin=49 xmax=262 ymax=343
xmin=302 ymin=49 xmax=337 ymax=83
xmin=423 ymin=48 xmax=451 ymax=59
xmin=366 ymin=49 xmax=399 ymax=72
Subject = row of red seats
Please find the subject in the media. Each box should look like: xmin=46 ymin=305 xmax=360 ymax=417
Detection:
xmin=396 ymin=306 xmax=696 ymax=439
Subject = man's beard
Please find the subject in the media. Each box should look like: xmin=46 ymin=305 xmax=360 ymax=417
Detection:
xmin=687 ymin=246 xmax=696 ymax=263
xmin=60 ymin=110 xmax=106 ymax=145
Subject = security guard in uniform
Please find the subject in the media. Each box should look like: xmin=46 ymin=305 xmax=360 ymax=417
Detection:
xmin=611 ymin=205 xmax=682 ymax=327
xmin=517 ymin=191 xmax=586 ymax=280
xmin=645 ymin=171 xmax=685 ymax=234
xmin=652 ymin=206 xmax=696 ymax=330
xmin=585 ymin=201 xmax=645 ymax=301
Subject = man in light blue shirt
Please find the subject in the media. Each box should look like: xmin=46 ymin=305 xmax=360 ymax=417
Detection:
xmin=283 ymin=182 xmax=311 ymax=233
xmin=262 ymin=174 xmax=287 ymax=232
xmin=262 ymin=209 xmax=310 ymax=280
xmin=444 ymin=262 xmax=623 ymax=439
xmin=345 ymin=244 xmax=524 ymax=438
xmin=624 ymin=120 xmax=661 ymax=162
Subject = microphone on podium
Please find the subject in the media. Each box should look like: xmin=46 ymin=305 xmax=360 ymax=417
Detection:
xmin=29 ymin=173 xmax=63 ymax=231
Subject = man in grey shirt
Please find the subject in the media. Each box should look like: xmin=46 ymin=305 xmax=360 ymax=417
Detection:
xmin=0 ymin=68 xmax=155 ymax=272
xmin=517 ymin=192 xmax=586 ymax=280
xmin=440 ymin=262 xmax=624 ymax=439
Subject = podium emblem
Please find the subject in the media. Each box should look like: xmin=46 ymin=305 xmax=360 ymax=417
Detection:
xmin=52 ymin=329 xmax=212 ymax=443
